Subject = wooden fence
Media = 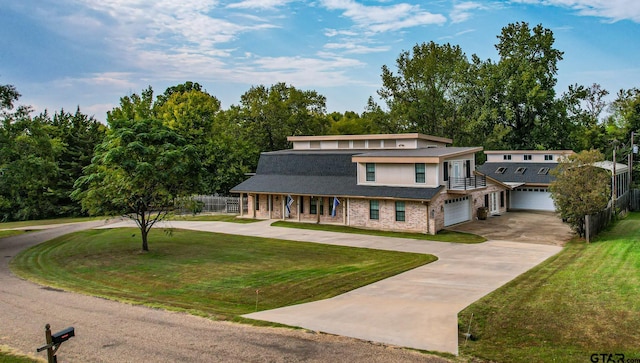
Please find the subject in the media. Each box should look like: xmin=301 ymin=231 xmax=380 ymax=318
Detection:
xmin=180 ymin=195 xmax=248 ymax=214
xmin=631 ymin=189 xmax=640 ymax=211
xmin=584 ymin=191 xmax=632 ymax=242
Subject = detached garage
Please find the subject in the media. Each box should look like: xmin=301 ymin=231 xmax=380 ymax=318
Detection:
xmin=510 ymin=187 xmax=555 ymax=211
xmin=444 ymin=196 xmax=471 ymax=226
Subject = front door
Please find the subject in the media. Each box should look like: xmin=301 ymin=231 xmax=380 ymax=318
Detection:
xmin=489 ymin=192 xmax=499 ymax=214
xmin=452 ymin=161 xmax=463 ymax=188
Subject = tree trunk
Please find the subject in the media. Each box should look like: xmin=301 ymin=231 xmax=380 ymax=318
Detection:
xmin=141 ymin=227 xmax=149 ymax=252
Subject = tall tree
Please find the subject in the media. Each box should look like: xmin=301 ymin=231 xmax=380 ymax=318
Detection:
xmin=491 ymin=22 xmax=565 ymax=149
xmin=238 ymin=83 xmax=328 ymax=152
xmin=378 ymin=41 xmax=470 ymax=140
xmin=562 ymin=83 xmax=609 ymax=151
xmin=549 ymin=149 xmax=610 ymax=237
xmin=47 ymin=108 xmax=106 ymax=216
xmin=156 ymin=83 xmax=221 ymax=194
xmin=73 ymin=89 xmax=202 ymax=251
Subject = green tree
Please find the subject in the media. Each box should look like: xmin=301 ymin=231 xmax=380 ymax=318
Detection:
xmin=491 ymin=22 xmax=565 ymax=149
xmin=0 ymin=112 xmax=61 ymax=221
xmin=378 ymin=41 xmax=470 ymax=140
xmin=238 ymin=83 xmax=328 ymax=151
xmin=156 ymin=83 xmax=221 ymax=194
xmin=561 ymin=83 xmax=609 ymax=151
xmin=47 ymin=107 xmax=106 ymax=216
xmin=73 ymin=89 xmax=202 ymax=251
xmin=549 ymin=149 xmax=610 ymax=237
xmin=327 ymin=111 xmax=380 ymax=135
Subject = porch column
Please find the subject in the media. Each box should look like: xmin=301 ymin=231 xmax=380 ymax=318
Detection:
xmin=252 ymin=194 xmax=256 ymax=218
xmin=297 ymin=196 xmax=301 ymax=222
xmin=239 ymin=193 xmax=243 ymax=217
xmin=316 ymin=197 xmax=320 ymax=224
xmin=282 ymin=195 xmax=286 ymax=220
xmin=268 ymin=194 xmax=272 ymax=219
xmin=343 ymin=197 xmax=347 ymax=225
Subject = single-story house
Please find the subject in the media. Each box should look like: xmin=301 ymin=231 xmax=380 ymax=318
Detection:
xmin=231 ymin=133 xmax=508 ymax=234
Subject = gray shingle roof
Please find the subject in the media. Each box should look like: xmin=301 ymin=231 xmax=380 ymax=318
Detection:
xmin=232 ymin=151 xmax=442 ymax=200
xmin=477 ymin=162 xmax=558 ymax=185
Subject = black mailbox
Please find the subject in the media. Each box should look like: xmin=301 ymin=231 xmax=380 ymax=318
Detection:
xmin=51 ymin=327 xmax=74 ymax=345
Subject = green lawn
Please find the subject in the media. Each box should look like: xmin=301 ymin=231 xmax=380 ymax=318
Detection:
xmin=11 ymin=228 xmax=436 ymax=321
xmin=271 ymin=221 xmax=486 ymax=243
xmin=459 ymin=212 xmax=640 ymax=362
xmin=0 ymin=216 xmax=105 ymax=230
xmin=0 ymin=346 xmax=40 ymax=363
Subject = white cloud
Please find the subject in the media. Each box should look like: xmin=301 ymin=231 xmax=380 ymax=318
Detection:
xmin=324 ymin=42 xmax=390 ymax=54
xmin=227 ymin=0 xmax=295 ymax=9
xmin=320 ymin=0 xmax=446 ymax=33
xmin=450 ymin=2 xmax=487 ymax=23
xmin=511 ymin=0 xmax=640 ymax=22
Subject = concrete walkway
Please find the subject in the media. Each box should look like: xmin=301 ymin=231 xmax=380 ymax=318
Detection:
xmin=102 ymin=219 xmax=563 ymax=354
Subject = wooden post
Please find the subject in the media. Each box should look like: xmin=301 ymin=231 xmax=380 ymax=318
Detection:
xmin=45 ymin=324 xmax=54 ymax=363
xmin=585 ymin=215 xmax=590 ymax=243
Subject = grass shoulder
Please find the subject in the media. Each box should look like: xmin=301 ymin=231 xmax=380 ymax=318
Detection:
xmin=0 ymin=216 xmax=106 ymax=230
xmin=458 ymin=212 xmax=640 ymax=362
xmin=0 ymin=346 xmax=41 ymax=363
xmin=271 ymin=221 xmax=486 ymax=243
xmin=11 ymin=228 xmax=436 ymax=321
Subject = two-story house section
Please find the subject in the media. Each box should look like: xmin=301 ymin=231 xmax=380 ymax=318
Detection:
xmin=232 ymin=133 xmax=505 ymax=234
xmin=477 ymin=150 xmax=575 ymax=211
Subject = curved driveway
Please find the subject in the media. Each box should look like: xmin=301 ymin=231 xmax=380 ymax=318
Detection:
xmin=0 ymin=217 xmax=563 ymax=360
xmin=101 ymin=219 xmax=563 ymax=355
xmin=0 ymin=221 xmax=445 ymax=363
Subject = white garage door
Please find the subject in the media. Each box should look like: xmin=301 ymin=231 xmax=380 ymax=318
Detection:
xmin=510 ymin=188 xmax=555 ymax=211
xmin=444 ymin=196 xmax=471 ymax=226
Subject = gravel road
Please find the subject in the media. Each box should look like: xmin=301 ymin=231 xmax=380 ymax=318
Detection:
xmin=0 ymin=221 xmax=448 ymax=363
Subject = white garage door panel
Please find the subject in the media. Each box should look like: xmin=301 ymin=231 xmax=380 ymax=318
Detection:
xmin=444 ymin=197 xmax=470 ymax=226
xmin=511 ymin=189 xmax=555 ymax=211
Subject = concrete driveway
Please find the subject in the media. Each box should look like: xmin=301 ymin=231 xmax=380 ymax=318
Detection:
xmin=447 ymin=211 xmax=574 ymax=246
xmin=103 ymin=219 xmax=563 ymax=355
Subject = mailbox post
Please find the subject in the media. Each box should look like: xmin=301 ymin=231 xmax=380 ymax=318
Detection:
xmin=37 ymin=324 xmax=75 ymax=363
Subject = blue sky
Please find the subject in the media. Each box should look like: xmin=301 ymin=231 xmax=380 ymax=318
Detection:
xmin=1 ymin=0 xmax=639 ymax=122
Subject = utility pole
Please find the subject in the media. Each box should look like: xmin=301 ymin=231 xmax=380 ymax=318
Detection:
xmin=613 ymin=145 xmax=617 ymax=209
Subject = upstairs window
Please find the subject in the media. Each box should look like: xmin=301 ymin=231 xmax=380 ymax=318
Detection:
xmin=366 ymin=163 xmax=376 ymax=182
xmin=503 ymin=155 xmax=512 ymax=160
xmin=544 ymin=154 xmax=554 ymax=161
xmin=524 ymin=154 xmax=532 ymax=161
xmin=415 ymin=163 xmax=426 ymax=183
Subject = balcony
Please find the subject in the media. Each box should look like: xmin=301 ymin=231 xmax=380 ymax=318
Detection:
xmin=447 ymin=175 xmax=486 ymax=192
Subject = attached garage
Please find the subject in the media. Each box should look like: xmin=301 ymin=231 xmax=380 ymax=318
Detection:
xmin=510 ymin=188 xmax=555 ymax=211
xmin=444 ymin=196 xmax=471 ymax=226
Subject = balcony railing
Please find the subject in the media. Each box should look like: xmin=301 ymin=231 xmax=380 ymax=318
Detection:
xmin=447 ymin=175 xmax=486 ymax=190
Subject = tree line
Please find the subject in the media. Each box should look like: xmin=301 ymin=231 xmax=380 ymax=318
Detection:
xmin=1 ymin=21 xmax=639 ymax=224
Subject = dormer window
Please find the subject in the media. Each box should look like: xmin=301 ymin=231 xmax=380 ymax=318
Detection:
xmin=366 ymin=163 xmax=376 ymax=181
xmin=538 ymin=167 xmax=550 ymax=175
xmin=515 ymin=167 xmax=527 ymax=174
xmin=495 ymin=167 xmax=507 ymax=174
xmin=503 ymin=155 xmax=511 ymax=160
